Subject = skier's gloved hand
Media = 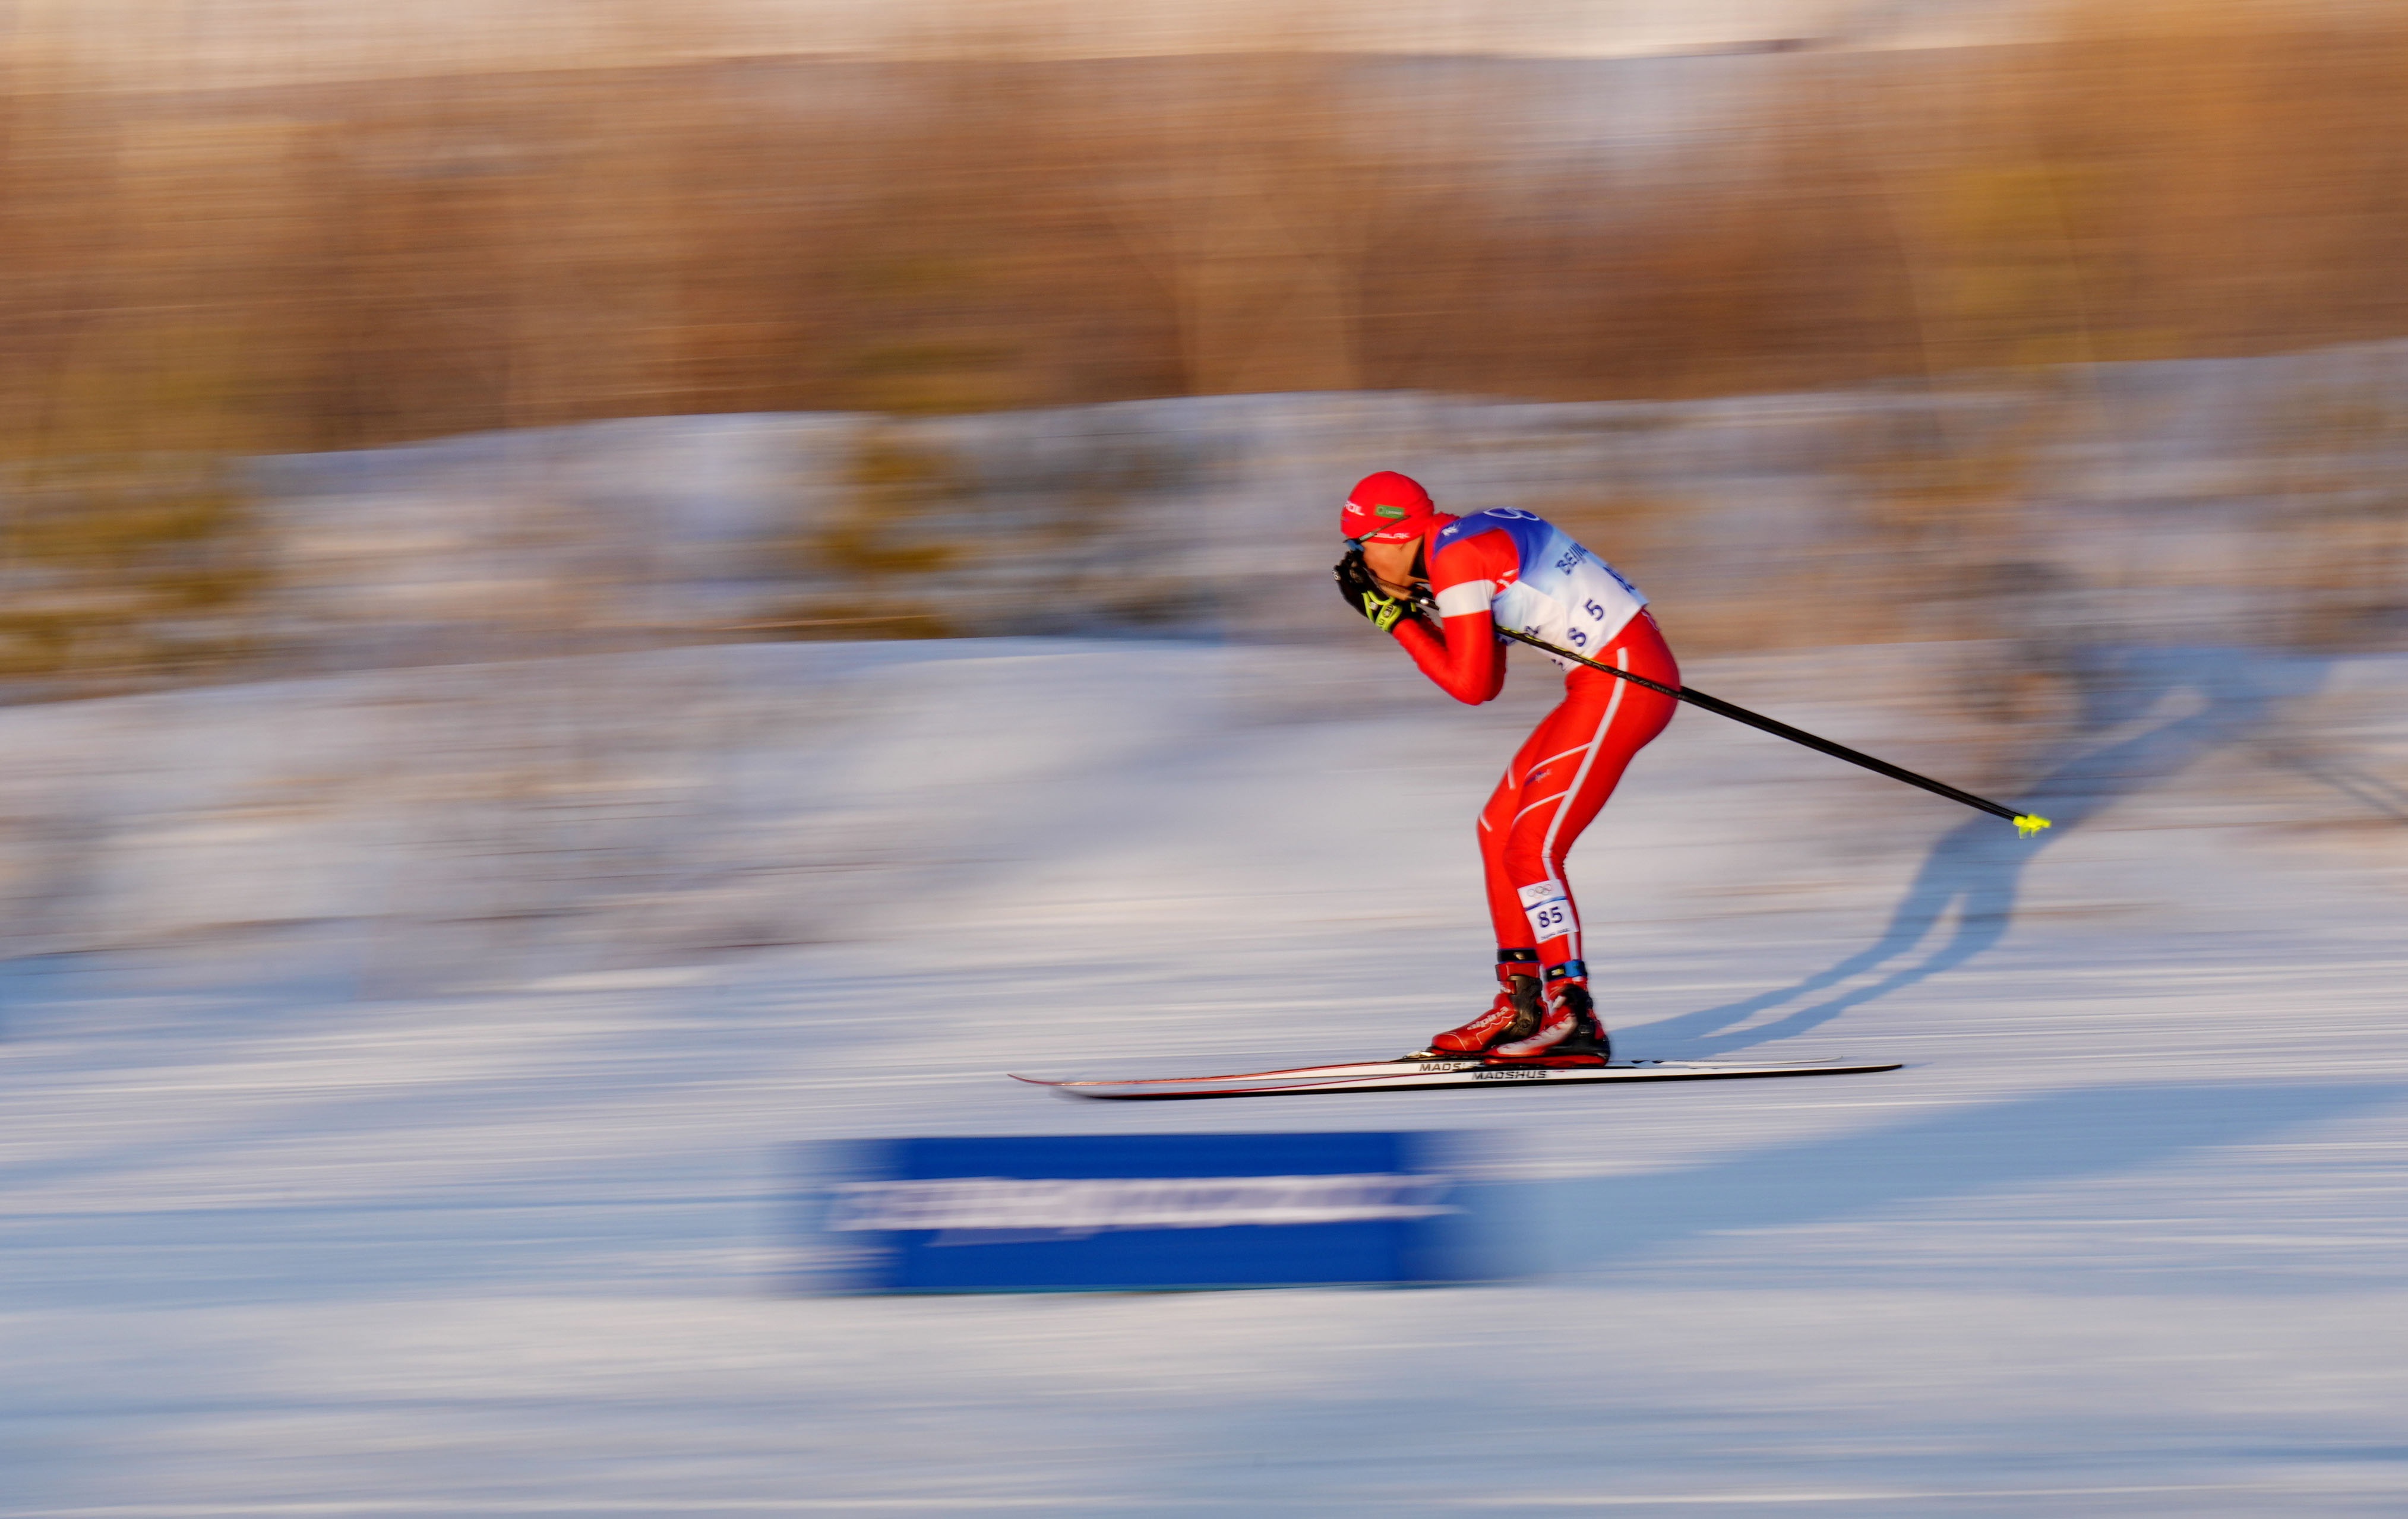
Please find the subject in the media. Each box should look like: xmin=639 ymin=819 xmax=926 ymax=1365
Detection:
xmin=1335 ymin=550 xmax=1418 ymax=634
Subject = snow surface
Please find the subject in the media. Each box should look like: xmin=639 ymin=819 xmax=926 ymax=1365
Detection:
xmin=5 ymin=634 xmax=2408 ymax=1515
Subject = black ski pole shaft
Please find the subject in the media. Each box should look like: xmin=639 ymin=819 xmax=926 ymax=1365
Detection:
xmin=1495 ymin=626 xmax=2051 ymax=836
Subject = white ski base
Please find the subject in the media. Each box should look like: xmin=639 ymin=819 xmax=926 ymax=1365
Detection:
xmin=1010 ymin=1056 xmax=1901 ymax=1100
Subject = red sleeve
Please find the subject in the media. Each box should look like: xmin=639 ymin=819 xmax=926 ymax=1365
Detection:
xmin=1391 ymin=610 xmax=1505 ymax=705
xmin=1385 ymin=527 xmax=1513 ymax=705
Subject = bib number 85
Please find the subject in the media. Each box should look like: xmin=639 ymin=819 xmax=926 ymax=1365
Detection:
xmin=1518 ymin=879 xmax=1573 ymax=941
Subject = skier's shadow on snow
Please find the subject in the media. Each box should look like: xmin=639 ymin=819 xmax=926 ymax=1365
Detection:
xmin=1626 ymin=646 xmax=2327 ymax=1060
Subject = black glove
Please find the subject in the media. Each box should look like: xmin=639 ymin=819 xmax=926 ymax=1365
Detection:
xmin=1335 ymin=549 xmax=1418 ymax=633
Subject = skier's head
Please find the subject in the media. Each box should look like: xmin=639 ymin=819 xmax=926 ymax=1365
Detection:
xmin=1341 ymin=471 xmax=1446 ymax=546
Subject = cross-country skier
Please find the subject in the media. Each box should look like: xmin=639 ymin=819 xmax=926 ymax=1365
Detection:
xmin=1335 ymin=470 xmax=1679 ymax=1062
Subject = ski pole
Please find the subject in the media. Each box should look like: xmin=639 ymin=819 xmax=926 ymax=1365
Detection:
xmin=1495 ymin=626 xmax=2052 ymax=836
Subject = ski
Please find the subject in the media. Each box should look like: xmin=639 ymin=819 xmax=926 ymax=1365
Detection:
xmin=1010 ymin=1055 xmax=1900 ymax=1101
xmin=1012 ymin=1053 xmax=1847 ymax=1088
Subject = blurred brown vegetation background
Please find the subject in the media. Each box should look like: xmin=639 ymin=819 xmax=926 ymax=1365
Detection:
xmin=12 ymin=11 xmax=2408 ymax=442
xmin=4 ymin=2 xmax=2407 ymax=691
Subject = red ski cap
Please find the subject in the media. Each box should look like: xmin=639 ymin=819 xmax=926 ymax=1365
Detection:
xmin=1341 ymin=470 xmax=1443 ymax=544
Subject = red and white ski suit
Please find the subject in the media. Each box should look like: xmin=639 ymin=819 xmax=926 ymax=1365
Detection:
xmin=1388 ymin=510 xmax=1679 ymax=969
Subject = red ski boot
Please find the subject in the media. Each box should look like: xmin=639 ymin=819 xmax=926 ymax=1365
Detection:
xmin=1410 ymin=951 xmax=1543 ymax=1058
xmin=1490 ymin=961 xmax=1610 ymax=1063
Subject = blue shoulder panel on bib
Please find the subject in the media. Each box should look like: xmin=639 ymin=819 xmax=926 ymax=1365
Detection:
xmin=1436 ymin=509 xmax=1552 ymax=566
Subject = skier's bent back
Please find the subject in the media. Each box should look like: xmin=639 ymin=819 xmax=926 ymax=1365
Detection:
xmin=1335 ymin=471 xmax=1678 ymax=1062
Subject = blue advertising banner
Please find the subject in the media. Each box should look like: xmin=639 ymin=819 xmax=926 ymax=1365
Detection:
xmin=798 ymin=1132 xmax=1493 ymax=1293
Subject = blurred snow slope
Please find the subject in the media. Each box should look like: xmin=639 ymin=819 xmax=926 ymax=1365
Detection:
xmin=244 ymin=340 xmax=2408 ymax=673
xmin=4 ymin=634 xmax=2408 ymax=1515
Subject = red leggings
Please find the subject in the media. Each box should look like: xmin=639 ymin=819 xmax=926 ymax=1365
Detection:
xmin=1478 ymin=610 xmax=1679 ymax=969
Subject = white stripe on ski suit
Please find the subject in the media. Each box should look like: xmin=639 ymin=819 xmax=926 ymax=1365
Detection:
xmin=1513 ymin=789 xmax=1573 ymax=825
xmin=1527 ymin=742 xmax=1593 ymax=779
xmin=1435 ymin=579 xmax=1496 ymax=617
xmin=1531 ymin=638 xmax=1629 ymax=966
xmin=1495 ymin=744 xmax=1598 ymax=827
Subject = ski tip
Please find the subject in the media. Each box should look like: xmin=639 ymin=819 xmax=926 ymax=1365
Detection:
xmin=2014 ymin=813 xmax=2052 ymax=837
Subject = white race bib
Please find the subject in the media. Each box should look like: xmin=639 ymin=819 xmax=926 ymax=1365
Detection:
xmin=1518 ymin=879 xmax=1573 ymax=942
